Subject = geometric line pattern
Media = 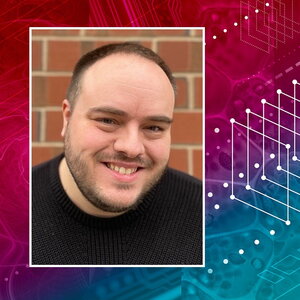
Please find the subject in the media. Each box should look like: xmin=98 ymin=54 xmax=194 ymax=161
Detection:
xmin=240 ymin=0 xmax=300 ymax=53
xmin=230 ymin=79 xmax=300 ymax=224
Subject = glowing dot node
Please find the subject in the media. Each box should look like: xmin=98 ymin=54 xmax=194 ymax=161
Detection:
xmin=230 ymin=118 xmax=235 ymax=123
xmin=245 ymin=185 xmax=251 ymax=190
xmin=234 ymin=22 xmax=238 ymax=26
xmin=223 ymin=259 xmax=229 ymax=264
xmin=214 ymin=128 xmax=220 ymax=133
xmin=246 ymin=108 xmax=251 ymax=113
xmin=239 ymin=173 xmax=244 ymax=178
xmin=261 ymin=99 xmax=266 ymax=104
xmin=261 ymin=175 xmax=266 ymax=180
xmin=270 ymin=153 xmax=275 ymax=159
xmin=254 ymin=239 xmax=260 ymax=245
xmin=277 ymin=166 xmax=282 ymax=171
xmin=214 ymin=204 xmax=220 ymax=210
xmin=213 ymin=35 xmax=217 ymax=39
xmin=207 ymin=268 xmax=213 ymax=274
xmin=266 ymin=2 xmax=270 ymax=6
xmin=292 ymin=79 xmax=297 ymax=84
xmin=223 ymin=182 xmax=229 ymax=188
xmin=286 ymin=144 xmax=291 ymax=149
xmin=254 ymin=163 xmax=260 ymax=168
xmin=230 ymin=195 xmax=235 ymax=200
xmin=223 ymin=29 xmax=227 ymax=33
xmin=292 ymin=156 xmax=297 ymax=161
xmin=277 ymin=89 xmax=282 ymax=94
xmin=244 ymin=16 xmax=248 ymax=20
xmin=255 ymin=9 xmax=259 ymax=13
xmin=239 ymin=249 xmax=244 ymax=255
xmin=208 ymin=192 xmax=213 ymax=198
xmin=286 ymin=220 xmax=291 ymax=226
xmin=270 ymin=230 xmax=275 ymax=235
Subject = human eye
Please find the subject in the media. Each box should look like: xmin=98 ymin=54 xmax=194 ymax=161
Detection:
xmin=98 ymin=118 xmax=116 ymax=125
xmin=147 ymin=125 xmax=164 ymax=132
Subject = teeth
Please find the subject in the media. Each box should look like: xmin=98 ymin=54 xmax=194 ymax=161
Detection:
xmin=107 ymin=163 xmax=137 ymax=175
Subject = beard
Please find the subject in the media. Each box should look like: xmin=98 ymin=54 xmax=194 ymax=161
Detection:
xmin=63 ymin=127 xmax=167 ymax=214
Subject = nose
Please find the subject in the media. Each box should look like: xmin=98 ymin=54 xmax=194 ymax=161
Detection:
xmin=113 ymin=126 xmax=145 ymax=158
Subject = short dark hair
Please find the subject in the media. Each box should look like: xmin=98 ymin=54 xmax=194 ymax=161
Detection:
xmin=66 ymin=42 xmax=176 ymax=106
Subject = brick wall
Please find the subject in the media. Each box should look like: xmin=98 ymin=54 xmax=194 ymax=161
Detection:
xmin=31 ymin=28 xmax=203 ymax=179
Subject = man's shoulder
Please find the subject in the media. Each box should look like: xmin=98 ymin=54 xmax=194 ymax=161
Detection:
xmin=32 ymin=154 xmax=63 ymax=176
xmin=166 ymin=167 xmax=202 ymax=188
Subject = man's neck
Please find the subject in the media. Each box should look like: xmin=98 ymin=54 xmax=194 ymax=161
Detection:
xmin=58 ymin=157 xmax=124 ymax=218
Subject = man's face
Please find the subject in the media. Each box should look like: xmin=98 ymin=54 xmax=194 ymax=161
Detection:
xmin=61 ymin=53 xmax=175 ymax=214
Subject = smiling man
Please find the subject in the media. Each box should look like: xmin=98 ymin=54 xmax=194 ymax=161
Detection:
xmin=32 ymin=43 xmax=203 ymax=265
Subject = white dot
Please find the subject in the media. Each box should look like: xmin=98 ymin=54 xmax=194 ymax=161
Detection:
xmin=223 ymin=182 xmax=229 ymax=188
xmin=214 ymin=204 xmax=220 ymax=210
xmin=292 ymin=79 xmax=297 ymax=84
xmin=286 ymin=144 xmax=291 ymax=149
xmin=255 ymin=9 xmax=259 ymax=13
xmin=254 ymin=239 xmax=260 ymax=245
xmin=292 ymin=156 xmax=297 ymax=161
xmin=270 ymin=230 xmax=276 ymax=235
xmin=4 ymin=278 xmax=8 ymax=282
xmin=277 ymin=166 xmax=282 ymax=171
xmin=230 ymin=195 xmax=235 ymax=200
xmin=245 ymin=185 xmax=251 ymax=190
xmin=214 ymin=128 xmax=220 ymax=133
xmin=239 ymin=249 xmax=244 ymax=254
xmin=261 ymin=175 xmax=266 ymax=180
xmin=266 ymin=3 xmax=270 ymax=6
xmin=244 ymin=16 xmax=248 ymax=20
xmin=286 ymin=220 xmax=291 ymax=226
xmin=223 ymin=259 xmax=229 ymax=264
xmin=216 ymin=146 xmax=220 ymax=150
xmin=234 ymin=22 xmax=238 ymax=26
xmin=261 ymin=98 xmax=266 ymax=104
xmin=213 ymin=35 xmax=217 ymax=39
xmin=254 ymin=163 xmax=260 ymax=168
xmin=239 ymin=173 xmax=244 ymax=178
xmin=246 ymin=108 xmax=251 ymax=113
xmin=277 ymin=89 xmax=282 ymax=94
xmin=206 ymin=152 xmax=210 ymax=156
xmin=227 ymin=139 xmax=231 ymax=143
xmin=223 ymin=29 xmax=227 ymax=33
xmin=208 ymin=192 xmax=213 ymax=198
xmin=207 ymin=268 xmax=213 ymax=274
xmin=237 ymin=132 xmax=241 ymax=136
xmin=270 ymin=153 xmax=275 ymax=159
xmin=230 ymin=118 xmax=235 ymax=123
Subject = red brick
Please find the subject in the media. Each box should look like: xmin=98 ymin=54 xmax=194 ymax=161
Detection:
xmin=193 ymin=149 xmax=202 ymax=179
xmin=32 ymin=77 xmax=45 ymax=106
xmin=152 ymin=30 xmax=188 ymax=36
xmin=46 ymin=111 xmax=64 ymax=142
xmin=175 ymin=78 xmax=188 ymax=108
xmin=94 ymin=40 xmax=153 ymax=50
xmin=171 ymin=112 xmax=202 ymax=144
xmin=194 ymin=77 xmax=203 ymax=109
xmin=47 ymin=77 xmax=70 ymax=106
xmin=48 ymin=41 xmax=81 ymax=71
xmin=32 ymin=30 xmax=80 ymax=36
xmin=169 ymin=148 xmax=188 ymax=173
xmin=32 ymin=76 xmax=70 ymax=107
xmin=32 ymin=146 xmax=63 ymax=166
xmin=32 ymin=111 xmax=39 ymax=141
xmin=32 ymin=41 xmax=42 ymax=70
xmin=158 ymin=41 xmax=202 ymax=72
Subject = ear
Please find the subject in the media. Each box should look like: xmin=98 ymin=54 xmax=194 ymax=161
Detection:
xmin=61 ymin=99 xmax=71 ymax=138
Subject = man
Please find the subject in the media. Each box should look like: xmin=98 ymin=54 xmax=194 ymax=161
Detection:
xmin=32 ymin=43 xmax=202 ymax=265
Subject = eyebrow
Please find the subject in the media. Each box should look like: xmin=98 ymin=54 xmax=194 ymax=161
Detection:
xmin=87 ymin=106 xmax=173 ymax=124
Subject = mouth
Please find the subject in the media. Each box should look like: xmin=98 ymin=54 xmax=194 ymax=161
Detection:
xmin=104 ymin=162 xmax=142 ymax=175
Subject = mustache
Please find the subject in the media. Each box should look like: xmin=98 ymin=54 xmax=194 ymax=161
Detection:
xmin=95 ymin=152 xmax=154 ymax=168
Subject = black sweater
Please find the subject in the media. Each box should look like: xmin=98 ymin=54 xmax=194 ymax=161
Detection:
xmin=32 ymin=154 xmax=203 ymax=265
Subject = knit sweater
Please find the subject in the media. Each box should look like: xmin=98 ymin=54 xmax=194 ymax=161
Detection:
xmin=32 ymin=154 xmax=203 ymax=265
